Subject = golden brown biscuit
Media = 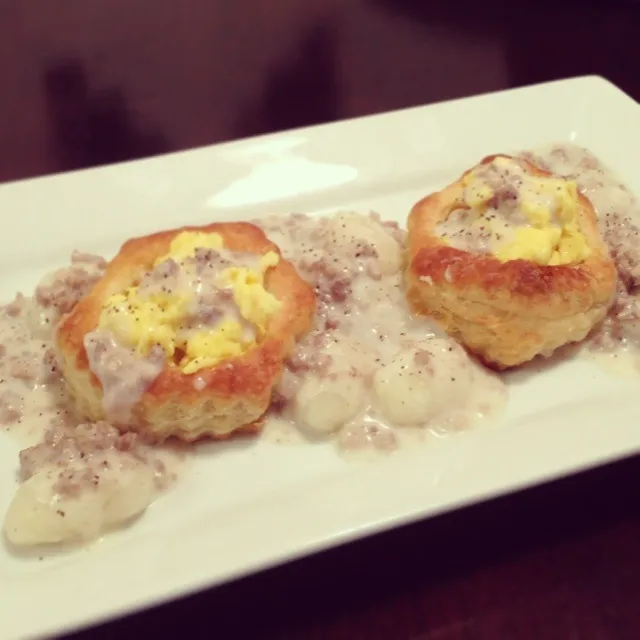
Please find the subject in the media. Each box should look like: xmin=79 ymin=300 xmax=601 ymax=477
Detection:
xmin=56 ymin=221 xmax=316 ymax=441
xmin=405 ymin=154 xmax=617 ymax=370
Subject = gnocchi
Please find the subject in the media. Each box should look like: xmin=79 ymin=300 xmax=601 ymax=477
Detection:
xmin=328 ymin=212 xmax=402 ymax=276
xmin=4 ymin=461 xmax=156 ymax=546
xmin=294 ymin=373 xmax=366 ymax=436
xmin=373 ymin=350 xmax=437 ymax=426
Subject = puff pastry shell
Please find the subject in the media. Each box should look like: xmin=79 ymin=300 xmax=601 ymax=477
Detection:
xmin=405 ymin=154 xmax=618 ymax=369
xmin=56 ymin=222 xmax=316 ymax=441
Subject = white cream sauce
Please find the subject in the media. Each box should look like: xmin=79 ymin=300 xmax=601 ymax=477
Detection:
xmin=255 ymin=211 xmax=508 ymax=459
xmin=20 ymin=156 xmax=640 ymax=549
xmin=6 ymin=146 xmax=636 ymax=551
xmin=123 ymin=247 xmax=258 ymax=339
xmin=83 ymin=331 xmax=166 ymax=424
xmin=522 ymin=144 xmax=640 ymax=374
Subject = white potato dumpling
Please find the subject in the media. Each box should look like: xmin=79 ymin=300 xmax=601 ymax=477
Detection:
xmin=373 ymin=350 xmax=438 ymax=426
xmin=329 ymin=212 xmax=402 ymax=276
xmin=294 ymin=373 xmax=366 ymax=437
xmin=4 ymin=461 xmax=156 ymax=546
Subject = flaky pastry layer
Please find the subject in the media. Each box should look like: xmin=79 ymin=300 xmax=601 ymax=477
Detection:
xmin=405 ymin=154 xmax=618 ymax=369
xmin=56 ymin=222 xmax=316 ymax=441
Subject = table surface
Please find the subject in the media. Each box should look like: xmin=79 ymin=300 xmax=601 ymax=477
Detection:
xmin=3 ymin=1 xmax=640 ymax=638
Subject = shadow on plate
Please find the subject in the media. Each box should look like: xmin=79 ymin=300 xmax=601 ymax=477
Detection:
xmin=502 ymin=342 xmax=584 ymax=386
xmin=192 ymin=427 xmax=264 ymax=457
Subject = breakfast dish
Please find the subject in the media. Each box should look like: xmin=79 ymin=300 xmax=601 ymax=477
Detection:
xmin=3 ymin=141 xmax=638 ymax=550
xmin=3 ymin=75 xmax=640 ymax=640
xmin=2 ymin=140 xmax=639 ymax=552
xmin=2 ymin=222 xmax=314 ymax=546
xmin=1 ymin=212 xmax=509 ymax=549
xmin=57 ymin=222 xmax=315 ymax=442
xmin=0 ymin=258 xmax=183 ymax=547
xmin=405 ymin=154 xmax=618 ymax=369
xmin=3 ymin=144 xmax=640 ymax=549
xmin=255 ymin=211 xmax=506 ymax=453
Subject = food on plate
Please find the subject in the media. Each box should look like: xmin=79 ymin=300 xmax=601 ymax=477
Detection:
xmin=3 ymin=142 xmax=637 ymax=553
xmin=405 ymin=154 xmax=618 ymax=369
xmin=4 ymin=421 xmax=174 ymax=546
xmin=256 ymin=211 xmax=507 ymax=452
xmin=56 ymin=222 xmax=316 ymax=442
xmin=0 ymin=259 xmax=181 ymax=547
xmin=523 ymin=144 xmax=640 ymax=371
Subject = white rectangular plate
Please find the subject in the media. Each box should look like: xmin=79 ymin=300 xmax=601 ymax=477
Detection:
xmin=2 ymin=75 xmax=640 ymax=640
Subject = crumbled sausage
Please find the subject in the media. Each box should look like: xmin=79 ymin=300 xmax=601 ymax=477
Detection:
xmin=9 ymin=356 xmax=39 ymax=383
xmin=84 ymin=331 xmax=165 ymax=423
xmin=414 ymin=350 xmax=432 ymax=367
xmin=603 ymin=213 xmax=640 ymax=291
xmin=487 ymin=185 xmax=519 ymax=210
xmin=71 ymin=250 xmax=108 ymax=270
xmin=19 ymin=421 xmax=144 ymax=489
xmin=36 ymin=264 xmax=104 ymax=314
xmin=329 ymin=279 xmax=350 ymax=303
xmin=0 ymin=389 xmax=23 ymax=425
xmin=5 ymin=293 xmax=26 ymax=317
xmin=187 ymin=288 xmax=234 ymax=327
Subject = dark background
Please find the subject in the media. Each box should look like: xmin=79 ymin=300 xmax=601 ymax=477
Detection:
xmin=2 ymin=1 xmax=640 ymax=638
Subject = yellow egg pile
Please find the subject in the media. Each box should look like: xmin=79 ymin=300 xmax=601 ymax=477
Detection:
xmin=98 ymin=231 xmax=282 ymax=373
xmin=462 ymin=157 xmax=591 ymax=266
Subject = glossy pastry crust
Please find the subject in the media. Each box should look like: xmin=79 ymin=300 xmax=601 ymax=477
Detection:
xmin=56 ymin=221 xmax=316 ymax=441
xmin=405 ymin=154 xmax=618 ymax=369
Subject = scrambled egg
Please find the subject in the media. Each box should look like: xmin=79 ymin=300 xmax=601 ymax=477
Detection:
xmin=99 ymin=231 xmax=282 ymax=374
xmin=460 ymin=157 xmax=591 ymax=266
